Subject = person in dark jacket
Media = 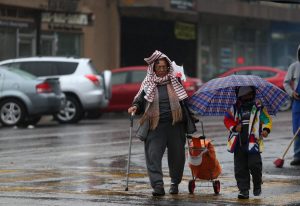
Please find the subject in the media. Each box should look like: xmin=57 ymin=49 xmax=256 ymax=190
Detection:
xmin=128 ymin=50 xmax=196 ymax=196
xmin=224 ymin=86 xmax=272 ymax=199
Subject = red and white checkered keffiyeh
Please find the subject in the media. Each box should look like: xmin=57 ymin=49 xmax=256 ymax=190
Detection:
xmin=134 ymin=50 xmax=188 ymax=102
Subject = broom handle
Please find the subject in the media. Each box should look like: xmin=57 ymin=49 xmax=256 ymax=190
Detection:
xmin=282 ymin=127 xmax=300 ymax=159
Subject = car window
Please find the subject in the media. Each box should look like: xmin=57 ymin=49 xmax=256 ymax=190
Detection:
xmin=18 ymin=62 xmax=58 ymax=76
xmin=56 ymin=62 xmax=78 ymax=75
xmin=5 ymin=61 xmax=77 ymax=76
xmin=111 ymin=72 xmax=128 ymax=85
xmin=87 ymin=60 xmax=99 ymax=74
xmin=6 ymin=68 xmax=36 ymax=80
xmin=235 ymin=70 xmax=250 ymax=75
xmin=130 ymin=70 xmax=146 ymax=83
xmin=2 ymin=63 xmax=21 ymax=69
xmin=250 ymin=70 xmax=275 ymax=78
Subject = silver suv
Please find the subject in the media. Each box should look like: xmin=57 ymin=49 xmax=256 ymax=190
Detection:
xmin=0 ymin=57 xmax=112 ymax=123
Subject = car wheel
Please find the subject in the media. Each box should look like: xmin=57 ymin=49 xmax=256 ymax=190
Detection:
xmin=17 ymin=116 xmax=42 ymax=128
xmin=279 ymin=97 xmax=292 ymax=112
xmin=54 ymin=95 xmax=83 ymax=123
xmin=0 ymin=99 xmax=26 ymax=127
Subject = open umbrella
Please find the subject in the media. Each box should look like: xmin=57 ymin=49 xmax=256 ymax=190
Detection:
xmin=187 ymin=75 xmax=289 ymax=116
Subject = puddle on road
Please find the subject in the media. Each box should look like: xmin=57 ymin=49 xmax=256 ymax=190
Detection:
xmin=0 ymin=168 xmax=147 ymax=192
xmin=110 ymin=156 xmax=127 ymax=168
xmin=0 ymin=133 xmax=299 ymax=205
xmin=0 ymin=168 xmax=299 ymax=205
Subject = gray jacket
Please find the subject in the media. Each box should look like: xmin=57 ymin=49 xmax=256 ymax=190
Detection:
xmin=284 ymin=44 xmax=300 ymax=97
xmin=133 ymin=89 xmax=196 ymax=141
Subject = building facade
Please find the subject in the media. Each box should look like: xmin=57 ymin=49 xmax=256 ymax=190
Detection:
xmin=118 ymin=0 xmax=300 ymax=81
xmin=1 ymin=0 xmax=300 ymax=81
xmin=0 ymin=0 xmax=120 ymax=72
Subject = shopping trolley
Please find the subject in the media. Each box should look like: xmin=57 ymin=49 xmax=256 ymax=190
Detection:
xmin=186 ymin=121 xmax=222 ymax=194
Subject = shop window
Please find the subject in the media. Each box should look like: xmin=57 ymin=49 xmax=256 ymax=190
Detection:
xmin=256 ymin=30 xmax=268 ymax=43
xmin=18 ymin=30 xmax=35 ymax=57
xmin=219 ymin=25 xmax=234 ymax=41
xmin=219 ymin=44 xmax=234 ymax=73
xmin=56 ymin=33 xmax=81 ymax=57
xmin=256 ymin=44 xmax=268 ymax=66
xmin=0 ymin=28 xmax=16 ymax=60
xmin=19 ymin=36 xmax=34 ymax=57
xmin=41 ymin=36 xmax=56 ymax=56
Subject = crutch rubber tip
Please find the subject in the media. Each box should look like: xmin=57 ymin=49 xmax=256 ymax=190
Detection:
xmin=125 ymin=187 xmax=128 ymax=191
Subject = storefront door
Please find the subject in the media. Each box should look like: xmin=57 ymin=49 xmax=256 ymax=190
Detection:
xmin=18 ymin=33 xmax=35 ymax=57
xmin=41 ymin=35 xmax=57 ymax=56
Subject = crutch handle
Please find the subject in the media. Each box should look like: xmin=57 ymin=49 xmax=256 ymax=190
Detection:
xmin=130 ymin=112 xmax=134 ymax=127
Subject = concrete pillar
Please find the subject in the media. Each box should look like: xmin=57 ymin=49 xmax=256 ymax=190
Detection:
xmin=80 ymin=0 xmax=120 ymax=71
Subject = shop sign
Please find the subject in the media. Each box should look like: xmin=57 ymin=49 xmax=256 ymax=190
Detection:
xmin=170 ymin=0 xmax=196 ymax=11
xmin=48 ymin=0 xmax=79 ymax=12
xmin=174 ymin=22 xmax=196 ymax=40
xmin=120 ymin=0 xmax=155 ymax=6
xmin=0 ymin=20 xmax=30 ymax=28
xmin=220 ymin=47 xmax=233 ymax=70
xmin=42 ymin=12 xmax=88 ymax=26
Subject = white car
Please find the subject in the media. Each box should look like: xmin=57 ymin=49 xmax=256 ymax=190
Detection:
xmin=0 ymin=57 xmax=112 ymax=123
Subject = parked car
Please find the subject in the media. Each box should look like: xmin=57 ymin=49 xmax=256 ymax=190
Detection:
xmin=218 ymin=66 xmax=291 ymax=111
xmin=103 ymin=66 xmax=203 ymax=112
xmin=0 ymin=67 xmax=65 ymax=127
xmin=0 ymin=57 xmax=112 ymax=123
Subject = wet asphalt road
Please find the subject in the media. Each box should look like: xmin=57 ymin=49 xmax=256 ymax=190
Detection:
xmin=0 ymin=111 xmax=299 ymax=205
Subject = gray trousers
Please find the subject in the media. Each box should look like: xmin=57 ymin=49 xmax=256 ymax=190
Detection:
xmin=234 ymin=144 xmax=262 ymax=191
xmin=144 ymin=121 xmax=186 ymax=188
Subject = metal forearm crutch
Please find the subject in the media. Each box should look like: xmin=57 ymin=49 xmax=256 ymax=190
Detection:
xmin=125 ymin=112 xmax=134 ymax=191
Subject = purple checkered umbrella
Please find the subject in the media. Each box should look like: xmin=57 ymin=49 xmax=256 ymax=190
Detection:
xmin=187 ymin=75 xmax=289 ymax=116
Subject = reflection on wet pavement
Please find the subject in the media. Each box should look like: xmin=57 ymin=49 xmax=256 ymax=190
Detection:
xmin=0 ymin=166 xmax=299 ymax=206
xmin=0 ymin=114 xmax=299 ymax=205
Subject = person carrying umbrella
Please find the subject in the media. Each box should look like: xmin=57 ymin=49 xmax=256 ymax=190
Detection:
xmin=223 ymin=86 xmax=272 ymax=199
xmin=127 ymin=50 xmax=196 ymax=196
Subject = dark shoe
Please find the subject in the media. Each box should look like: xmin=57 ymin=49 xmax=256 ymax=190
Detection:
xmin=253 ymin=188 xmax=262 ymax=196
xmin=169 ymin=183 xmax=178 ymax=194
xmin=238 ymin=190 xmax=249 ymax=199
xmin=152 ymin=185 xmax=165 ymax=196
xmin=290 ymin=159 xmax=300 ymax=166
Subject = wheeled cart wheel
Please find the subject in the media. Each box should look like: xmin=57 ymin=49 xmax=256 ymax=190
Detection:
xmin=188 ymin=180 xmax=196 ymax=194
xmin=212 ymin=180 xmax=220 ymax=194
